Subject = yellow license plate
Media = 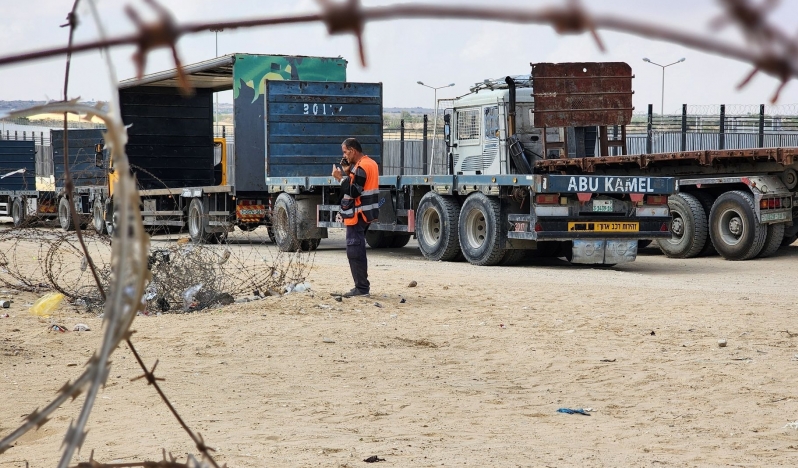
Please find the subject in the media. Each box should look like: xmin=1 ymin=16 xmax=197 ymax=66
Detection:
xmin=568 ymin=221 xmax=639 ymax=232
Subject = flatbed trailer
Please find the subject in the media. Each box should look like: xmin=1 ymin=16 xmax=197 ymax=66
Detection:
xmin=535 ymin=137 xmax=798 ymax=260
xmin=0 ymin=139 xmax=58 ymax=226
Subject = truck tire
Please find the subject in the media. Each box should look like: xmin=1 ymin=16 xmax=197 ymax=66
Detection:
xmin=498 ymin=249 xmax=526 ymax=266
xmin=417 ymin=192 xmax=462 ymax=261
xmin=708 ymin=190 xmax=767 ymax=260
xmin=656 ymin=193 xmax=707 ymax=258
xmin=188 ymin=198 xmax=213 ymax=243
xmin=365 ymin=230 xmax=394 ymax=248
xmin=272 ymin=193 xmax=301 ymax=251
xmin=59 ymin=197 xmax=75 ymax=231
xmin=92 ymin=200 xmax=107 ymax=234
xmin=300 ymin=238 xmax=321 ymax=251
xmin=692 ymin=191 xmax=717 ymax=256
xmin=458 ymin=193 xmax=506 ymax=266
xmin=757 ymin=222 xmax=785 ymax=258
xmin=11 ymin=198 xmax=25 ymax=227
xmin=390 ymin=233 xmax=411 ymax=248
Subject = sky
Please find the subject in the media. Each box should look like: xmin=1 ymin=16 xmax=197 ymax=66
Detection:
xmin=1 ymin=0 xmax=798 ymax=114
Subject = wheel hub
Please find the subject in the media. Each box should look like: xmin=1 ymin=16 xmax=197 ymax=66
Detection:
xmin=728 ymin=217 xmax=742 ymax=236
xmin=422 ymin=208 xmax=441 ymax=244
xmin=671 ymin=216 xmax=684 ymax=237
xmin=464 ymin=209 xmax=487 ymax=249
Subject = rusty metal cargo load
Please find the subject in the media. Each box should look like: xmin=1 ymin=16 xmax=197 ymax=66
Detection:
xmin=531 ymin=62 xmax=633 ymax=128
xmin=534 ymin=147 xmax=798 ymax=173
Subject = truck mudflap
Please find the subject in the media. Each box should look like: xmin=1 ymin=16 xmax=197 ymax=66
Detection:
xmin=572 ymin=240 xmax=637 ymax=265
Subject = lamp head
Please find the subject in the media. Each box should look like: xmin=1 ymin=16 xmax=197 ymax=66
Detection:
xmin=448 ymin=83 xmax=455 ymax=87
xmin=642 ymin=58 xmax=651 ymax=62
xmin=678 ymin=58 xmax=686 ymax=62
xmin=417 ymin=81 xmax=424 ymax=85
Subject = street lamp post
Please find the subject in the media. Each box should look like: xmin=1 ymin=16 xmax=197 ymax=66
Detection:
xmin=642 ymin=57 xmax=685 ymax=115
xmin=417 ymin=81 xmax=455 ymax=171
xmin=211 ymin=28 xmax=223 ymax=133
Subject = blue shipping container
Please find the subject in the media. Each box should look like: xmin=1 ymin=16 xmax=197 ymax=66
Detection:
xmin=0 ymin=140 xmax=36 ymax=193
xmin=265 ymin=81 xmax=382 ymax=178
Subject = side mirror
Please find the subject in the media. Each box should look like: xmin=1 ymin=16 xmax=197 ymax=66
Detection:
xmin=443 ymin=114 xmax=451 ymax=146
xmin=94 ymin=143 xmax=104 ymax=167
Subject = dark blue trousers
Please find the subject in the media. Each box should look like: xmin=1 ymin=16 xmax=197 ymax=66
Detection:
xmin=346 ymin=217 xmax=370 ymax=293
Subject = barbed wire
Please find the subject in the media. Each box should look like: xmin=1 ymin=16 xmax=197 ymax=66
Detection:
xmin=2 ymin=0 xmax=797 ymax=466
xmin=0 ymin=0 xmax=796 ymax=102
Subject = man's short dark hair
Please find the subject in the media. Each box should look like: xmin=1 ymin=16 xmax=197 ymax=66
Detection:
xmin=342 ymin=138 xmax=363 ymax=153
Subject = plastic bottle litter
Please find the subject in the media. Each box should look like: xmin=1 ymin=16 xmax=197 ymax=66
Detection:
xmin=73 ymin=323 xmax=91 ymax=332
xmin=182 ymin=283 xmax=203 ymax=311
xmin=29 ymin=292 xmax=65 ymax=317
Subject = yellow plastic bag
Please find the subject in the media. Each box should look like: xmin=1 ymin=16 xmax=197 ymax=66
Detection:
xmin=29 ymin=292 xmax=65 ymax=317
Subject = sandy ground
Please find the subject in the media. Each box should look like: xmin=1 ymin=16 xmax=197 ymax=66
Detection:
xmin=2 ymin=229 xmax=798 ymax=467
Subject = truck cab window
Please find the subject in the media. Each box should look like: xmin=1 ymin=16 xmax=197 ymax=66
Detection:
xmin=457 ymin=108 xmax=480 ymax=142
xmin=484 ymin=106 xmax=499 ymax=140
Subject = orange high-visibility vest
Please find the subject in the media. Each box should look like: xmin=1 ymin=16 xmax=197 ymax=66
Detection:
xmin=341 ymin=155 xmax=380 ymax=226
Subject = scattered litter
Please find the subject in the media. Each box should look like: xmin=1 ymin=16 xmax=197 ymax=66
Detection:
xmin=322 ymin=338 xmax=336 ymax=343
xmin=0 ymin=300 xmax=10 ymax=308
xmin=718 ymin=339 xmax=728 ymax=348
xmin=317 ymin=304 xmax=332 ymax=310
xmin=557 ymin=408 xmax=591 ymax=416
xmin=218 ymin=249 xmax=231 ymax=265
xmin=1 ymin=313 xmax=9 ymax=318
xmin=292 ymin=282 xmax=311 ymax=293
xmin=785 ymin=421 xmax=798 ymax=430
xmin=399 ymin=297 xmax=406 ymax=304
xmin=390 ymin=314 xmax=398 ymax=319
xmin=182 ymin=284 xmax=203 ymax=311
xmin=407 ymin=281 xmax=417 ymax=288
xmin=650 ymin=331 xmax=656 ymax=336
xmin=253 ymin=289 xmax=261 ymax=297
xmin=334 ymin=296 xmax=342 ymax=302
xmin=30 ymin=292 xmax=65 ymax=317
xmin=600 ymin=359 xmax=616 ymax=363
xmin=73 ymin=323 xmax=91 ymax=332
xmin=374 ymin=302 xmax=383 ymax=308
xmin=363 ymin=455 xmax=385 ymax=463
xmin=499 ymin=323 xmax=506 ymax=329
xmin=49 ymin=324 xmax=67 ymax=333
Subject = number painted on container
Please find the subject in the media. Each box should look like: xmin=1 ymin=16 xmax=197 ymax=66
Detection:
xmin=302 ymin=103 xmax=342 ymax=115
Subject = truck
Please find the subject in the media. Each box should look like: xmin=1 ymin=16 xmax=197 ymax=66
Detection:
xmin=529 ymin=64 xmax=798 ymax=260
xmin=0 ymin=138 xmax=59 ymax=226
xmin=111 ymin=56 xmax=677 ymax=266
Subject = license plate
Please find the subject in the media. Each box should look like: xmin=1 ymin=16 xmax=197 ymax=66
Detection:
xmin=568 ymin=221 xmax=639 ymax=232
xmin=593 ymin=200 xmax=613 ymax=212
xmin=761 ymin=211 xmax=787 ymax=222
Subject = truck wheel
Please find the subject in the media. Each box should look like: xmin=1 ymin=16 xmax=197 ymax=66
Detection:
xmin=656 ymin=193 xmax=707 ymax=258
xmin=692 ymin=191 xmax=717 ymax=256
xmin=11 ymin=198 xmax=25 ymax=227
xmin=757 ymin=223 xmax=785 ymax=258
xmin=365 ymin=230 xmax=393 ymax=248
xmin=92 ymin=201 xmax=107 ymax=234
xmin=498 ymin=249 xmax=526 ymax=266
xmin=300 ymin=238 xmax=321 ymax=251
xmin=188 ymin=198 xmax=212 ymax=243
xmin=59 ymin=197 xmax=75 ymax=231
xmin=417 ymin=192 xmax=461 ymax=261
xmin=458 ymin=193 xmax=506 ymax=266
xmin=708 ymin=190 xmax=767 ymax=260
xmin=272 ymin=193 xmax=301 ymax=251
xmin=390 ymin=233 xmax=411 ymax=248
